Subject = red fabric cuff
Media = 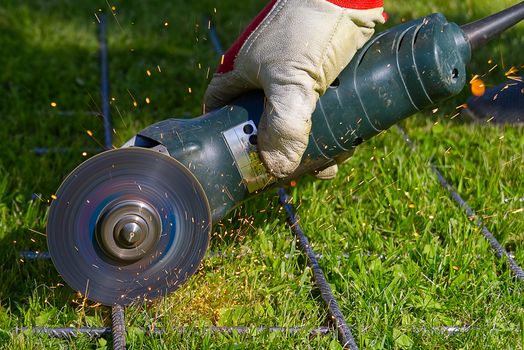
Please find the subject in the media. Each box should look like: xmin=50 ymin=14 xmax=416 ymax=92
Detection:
xmin=326 ymin=0 xmax=383 ymax=9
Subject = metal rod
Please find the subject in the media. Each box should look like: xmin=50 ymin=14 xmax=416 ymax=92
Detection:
xmin=31 ymin=147 xmax=101 ymax=155
xmin=278 ymin=188 xmax=359 ymax=350
xmin=99 ymin=14 xmax=113 ymax=150
xmin=15 ymin=327 xmax=112 ymax=338
xmin=111 ymin=305 xmax=126 ymax=350
xmin=18 ymin=324 xmax=520 ymax=338
xmin=461 ymin=1 xmax=524 ymax=50
xmin=19 ymin=251 xmax=51 ymax=260
xmin=16 ymin=326 xmax=332 ymax=338
xmin=203 ymin=15 xmax=224 ymax=56
xmin=395 ymin=125 xmax=524 ymax=282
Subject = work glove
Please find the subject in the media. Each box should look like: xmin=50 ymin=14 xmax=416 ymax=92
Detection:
xmin=204 ymin=0 xmax=385 ymax=179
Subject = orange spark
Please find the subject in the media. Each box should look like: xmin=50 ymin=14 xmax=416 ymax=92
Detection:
xmin=470 ymin=78 xmax=485 ymax=97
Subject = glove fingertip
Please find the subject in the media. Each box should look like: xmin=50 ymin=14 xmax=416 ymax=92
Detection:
xmin=259 ymin=148 xmax=301 ymax=178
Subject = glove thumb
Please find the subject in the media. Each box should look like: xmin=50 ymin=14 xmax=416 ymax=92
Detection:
xmin=258 ymin=77 xmax=318 ymax=178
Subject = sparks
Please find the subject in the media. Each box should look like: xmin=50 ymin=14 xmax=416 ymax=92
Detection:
xmin=504 ymin=66 xmax=519 ymax=76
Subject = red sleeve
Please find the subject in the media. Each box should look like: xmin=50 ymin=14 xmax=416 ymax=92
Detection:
xmin=326 ymin=0 xmax=384 ymax=9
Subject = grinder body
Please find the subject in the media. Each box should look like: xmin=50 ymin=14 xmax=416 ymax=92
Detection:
xmin=131 ymin=13 xmax=470 ymax=223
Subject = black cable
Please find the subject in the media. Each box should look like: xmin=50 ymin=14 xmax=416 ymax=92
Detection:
xmin=395 ymin=125 xmax=524 ymax=282
xmin=461 ymin=1 xmax=524 ymax=51
xmin=278 ymin=188 xmax=359 ymax=350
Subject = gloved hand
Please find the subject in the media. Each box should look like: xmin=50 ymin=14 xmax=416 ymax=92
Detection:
xmin=204 ymin=0 xmax=385 ymax=179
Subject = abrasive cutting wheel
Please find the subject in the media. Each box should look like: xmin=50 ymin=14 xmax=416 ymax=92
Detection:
xmin=47 ymin=148 xmax=211 ymax=306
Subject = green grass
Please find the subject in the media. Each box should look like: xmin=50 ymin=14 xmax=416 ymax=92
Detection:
xmin=1 ymin=0 xmax=523 ymax=349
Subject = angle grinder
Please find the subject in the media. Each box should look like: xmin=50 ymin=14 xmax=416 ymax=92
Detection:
xmin=47 ymin=3 xmax=524 ymax=305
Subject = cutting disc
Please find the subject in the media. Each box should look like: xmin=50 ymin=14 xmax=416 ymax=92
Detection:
xmin=47 ymin=147 xmax=211 ymax=305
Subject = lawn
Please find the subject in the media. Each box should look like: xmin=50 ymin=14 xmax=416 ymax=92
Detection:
xmin=0 ymin=0 xmax=523 ymax=349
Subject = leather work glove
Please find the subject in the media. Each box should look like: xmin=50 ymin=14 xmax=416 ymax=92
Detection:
xmin=204 ymin=0 xmax=385 ymax=179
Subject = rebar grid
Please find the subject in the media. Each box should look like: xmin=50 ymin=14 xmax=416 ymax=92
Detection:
xmin=14 ymin=10 xmax=523 ymax=350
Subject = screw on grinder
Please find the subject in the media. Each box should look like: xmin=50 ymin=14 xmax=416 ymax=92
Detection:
xmin=47 ymin=4 xmax=524 ymax=305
